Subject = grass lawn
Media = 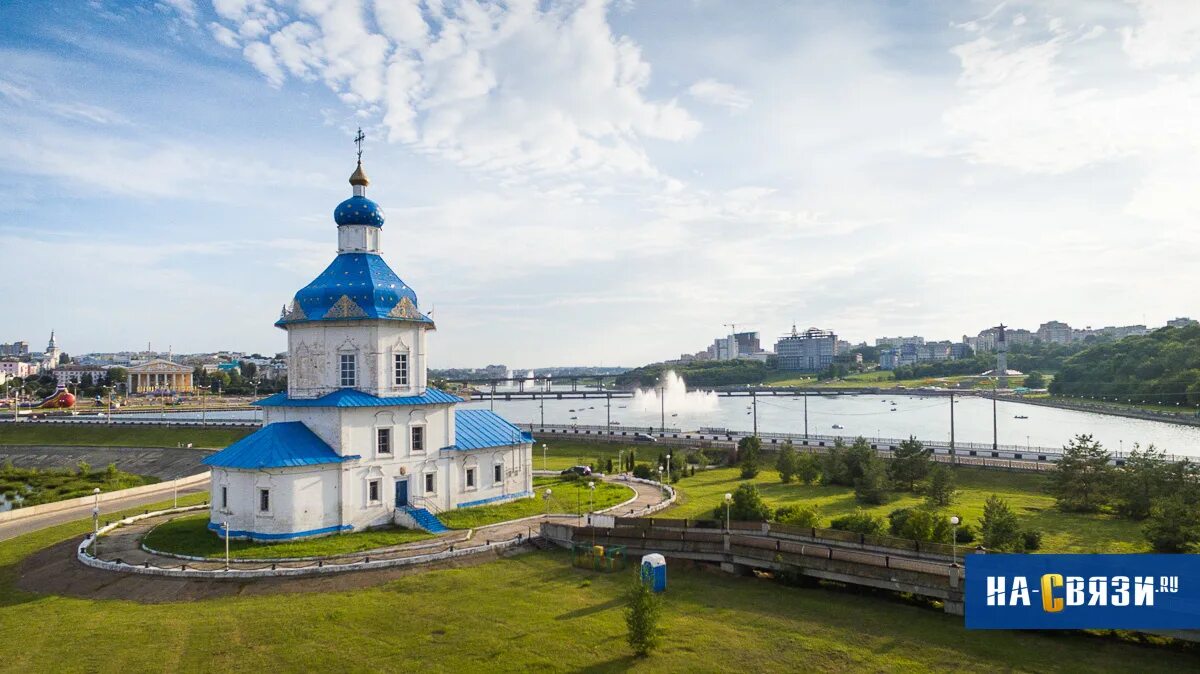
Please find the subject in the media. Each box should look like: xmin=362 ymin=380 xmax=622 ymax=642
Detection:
xmin=0 ymin=424 xmax=252 ymax=449
xmin=534 ymin=438 xmax=668 ymax=473
xmin=665 ymin=465 xmax=1149 ymax=553
xmin=0 ymin=463 xmax=156 ymax=507
xmin=141 ymin=514 xmax=434 ymax=559
xmin=437 ymin=476 xmax=635 ymax=529
xmin=0 ymin=502 xmax=1194 ymax=671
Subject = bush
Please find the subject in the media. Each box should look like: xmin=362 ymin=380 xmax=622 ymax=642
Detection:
xmin=954 ymin=524 xmax=977 ymax=544
xmin=1021 ymin=529 xmax=1043 ymax=551
xmin=631 ymin=464 xmax=653 ymax=480
xmin=886 ymin=508 xmax=953 ymax=543
xmin=739 ymin=462 xmax=760 ymax=479
xmin=773 ymin=505 xmax=820 ymax=528
xmin=829 ymin=509 xmax=885 ymax=535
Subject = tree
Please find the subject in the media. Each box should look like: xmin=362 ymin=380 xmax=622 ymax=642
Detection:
xmin=1023 ymin=371 xmax=1046 ymax=388
xmin=844 ymin=437 xmax=876 ymax=484
xmin=1113 ymin=445 xmax=1171 ymax=520
xmin=925 ymin=464 xmax=957 ymax=507
xmin=1143 ymin=495 xmax=1200 ymax=552
xmin=980 ymin=495 xmax=1022 ymax=551
xmin=854 ymin=456 xmax=889 ymax=505
xmin=820 ymin=438 xmax=851 ymax=486
xmin=624 ymin=576 xmax=662 ymax=657
xmin=773 ymin=505 xmax=820 ymax=527
xmin=1049 ymin=434 xmax=1114 ymax=512
xmin=738 ymin=436 xmax=762 ymax=479
xmin=888 ymin=436 xmax=931 ymax=492
xmin=795 ymin=452 xmax=820 ymax=485
xmin=887 ymin=508 xmax=953 ymax=543
xmin=717 ymin=483 xmax=772 ymax=522
xmin=776 ymin=441 xmax=798 ymax=484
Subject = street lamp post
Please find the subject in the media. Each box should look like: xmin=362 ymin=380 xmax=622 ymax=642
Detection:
xmin=724 ymin=492 xmax=732 ymax=532
xmin=950 ymin=515 xmax=960 ymax=566
xmin=91 ymin=487 xmax=101 ymax=556
xmin=221 ymin=521 xmax=230 ymax=571
xmin=542 ymin=443 xmax=548 ymax=471
xmin=543 ymin=488 xmax=552 ymax=517
xmin=665 ymin=453 xmax=672 ymax=483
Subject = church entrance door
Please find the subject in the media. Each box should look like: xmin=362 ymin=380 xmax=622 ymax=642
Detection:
xmin=395 ymin=479 xmax=409 ymax=508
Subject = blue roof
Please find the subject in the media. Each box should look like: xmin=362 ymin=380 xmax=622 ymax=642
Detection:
xmin=447 ymin=409 xmax=533 ymax=451
xmin=201 ymin=422 xmax=357 ymax=469
xmin=276 ymin=252 xmax=434 ymax=327
xmin=334 ymin=195 xmax=385 ymax=227
xmin=256 ymin=387 xmax=463 ymax=408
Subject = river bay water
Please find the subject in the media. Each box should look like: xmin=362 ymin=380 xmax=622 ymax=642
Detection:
xmin=110 ymin=391 xmax=1200 ymax=458
xmin=460 ymin=393 xmax=1200 ymax=458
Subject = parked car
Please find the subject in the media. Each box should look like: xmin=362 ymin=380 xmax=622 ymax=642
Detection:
xmin=633 ymin=433 xmax=657 ymax=443
xmin=561 ymin=465 xmax=592 ymax=476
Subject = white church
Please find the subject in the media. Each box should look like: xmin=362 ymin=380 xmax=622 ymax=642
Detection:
xmin=201 ymin=153 xmax=533 ymax=540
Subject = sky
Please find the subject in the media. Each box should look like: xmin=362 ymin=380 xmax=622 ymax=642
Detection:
xmin=1 ymin=0 xmax=1198 ymax=368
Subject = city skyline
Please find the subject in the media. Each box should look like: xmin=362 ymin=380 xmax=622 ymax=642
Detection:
xmin=2 ymin=1 xmax=1199 ymax=367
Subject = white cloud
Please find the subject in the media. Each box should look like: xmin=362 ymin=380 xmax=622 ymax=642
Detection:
xmin=1121 ymin=0 xmax=1200 ymax=67
xmin=209 ymin=21 xmax=240 ymax=47
xmin=687 ymin=78 xmax=751 ymax=111
xmin=210 ymin=0 xmax=701 ymax=182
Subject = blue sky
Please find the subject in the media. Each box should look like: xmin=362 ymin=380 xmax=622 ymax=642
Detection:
xmin=2 ymin=1 xmax=1198 ymax=367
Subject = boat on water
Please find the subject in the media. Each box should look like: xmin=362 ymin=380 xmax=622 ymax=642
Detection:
xmin=832 ymin=424 xmax=844 ymax=429
xmin=890 ymin=408 xmax=897 ymax=411
xmin=1014 ymin=415 xmax=1029 ymax=420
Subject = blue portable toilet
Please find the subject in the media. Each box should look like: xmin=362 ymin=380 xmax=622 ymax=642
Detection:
xmin=640 ymin=553 xmax=667 ymax=593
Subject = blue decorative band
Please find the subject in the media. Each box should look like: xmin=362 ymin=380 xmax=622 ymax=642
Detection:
xmin=206 ymin=521 xmax=354 ymax=540
xmin=456 ymin=490 xmax=533 ymax=509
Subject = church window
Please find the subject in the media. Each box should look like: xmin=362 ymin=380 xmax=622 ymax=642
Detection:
xmin=377 ymin=428 xmax=392 ymax=455
xmin=258 ymin=488 xmax=270 ymax=513
xmin=494 ymin=463 xmax=503 ymax=484
xmin=411 ymin=426 xmax=425 ymax=452
xmin=466 ymin=467 xmax=476 ymax=488
xmin=394 ymin=353 xmax=408 ymax=386
xmin=340 ymin=353 xmax=356 ymax=387
xmin=424 ymin=472 xmax=435 ymax=494
xmin=368 ymin=479 xmax=381 ymax=503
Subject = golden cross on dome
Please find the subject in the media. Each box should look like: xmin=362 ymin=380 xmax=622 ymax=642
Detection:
xmin=354 ymin=127 xmax=365 ymax=162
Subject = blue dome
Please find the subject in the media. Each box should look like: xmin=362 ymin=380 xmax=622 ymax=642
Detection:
xmin=334 ymin=195 xmax=385 ymax=227
xmin=276 ymin=253 xmax=433 ymax=327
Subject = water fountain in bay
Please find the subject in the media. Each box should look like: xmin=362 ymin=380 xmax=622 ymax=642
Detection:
xmin=631 ymin=370 xmax=719 ymax=418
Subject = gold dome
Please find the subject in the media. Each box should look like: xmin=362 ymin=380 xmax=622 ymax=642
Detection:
xmin=349 ymin=162 xmax=370 ymax=187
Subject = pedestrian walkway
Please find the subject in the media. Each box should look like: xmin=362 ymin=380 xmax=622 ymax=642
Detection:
xmin=89 ymin=475 xmax=670 ymax=573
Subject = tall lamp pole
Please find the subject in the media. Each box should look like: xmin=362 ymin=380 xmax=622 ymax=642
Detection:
xmin=724 ymin=492 xmax=732 ymax=532
xmin=542 ymin=443 xmax=547 ymax=471
xmin=659 ymin=385 xmax=665 ymax=432
xmin=91 ymin=487 xmax=101 ymax=556
xmin=949 ymin=392 xmax=956 ymax=463
xmin=221 ymin=521 xmax=231 ymax=571
xmin=803 ymin=391 xmax=809 ymax=439
xmin=751 ymin=391 xmax=758 ymax=437
xmin=950 ymin=515 xmax=960 ymax=566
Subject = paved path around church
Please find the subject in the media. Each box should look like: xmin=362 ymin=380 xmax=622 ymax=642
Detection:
xmin=12 ymin=476 xmax=668 ymax=602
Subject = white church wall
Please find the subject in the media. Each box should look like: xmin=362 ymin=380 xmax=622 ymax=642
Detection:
xmin=209 ymin=465 xmax=343 ymax=540
xmin=287 ymin=321 xmax=427 ymax=399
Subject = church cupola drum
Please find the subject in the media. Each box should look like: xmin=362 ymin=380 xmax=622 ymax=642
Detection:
xmin=201 ymin=133 xmax=533 ymax=541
